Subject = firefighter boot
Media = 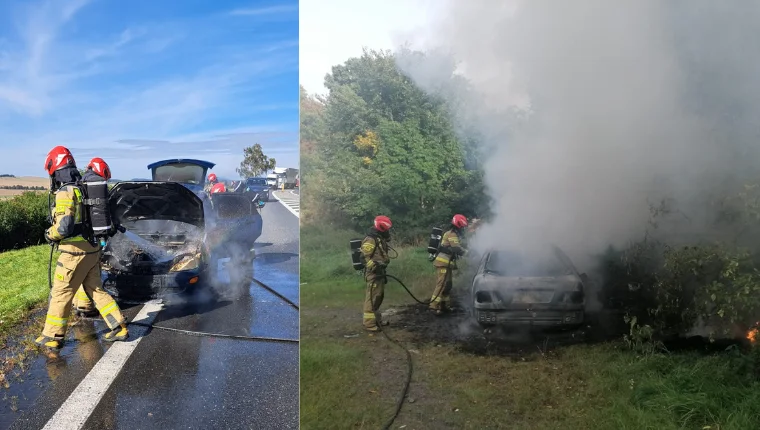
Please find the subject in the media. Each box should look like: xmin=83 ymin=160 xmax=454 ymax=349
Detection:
xmin=103 ymin=324 xmax=129 ymax=342
xmin=35 ymin=335 xmax=64 ymax=352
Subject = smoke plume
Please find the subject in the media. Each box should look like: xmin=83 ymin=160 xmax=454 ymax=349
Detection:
xmin=398 ymin=0 xmax=760 ymax=270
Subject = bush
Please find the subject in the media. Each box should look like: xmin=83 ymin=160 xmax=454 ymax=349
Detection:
xmin=0 ymin=192 xmax=49 ymax=252
xmin=599 ymin=187 xmax=760 ymax=343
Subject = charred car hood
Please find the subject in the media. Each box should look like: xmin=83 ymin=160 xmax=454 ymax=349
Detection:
xmin=109 ymin=182 xmax=204 ymax=228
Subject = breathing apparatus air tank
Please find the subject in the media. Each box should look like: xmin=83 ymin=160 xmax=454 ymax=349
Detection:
xmin=350 ymin=239 xmax=365 ymax=270
xmin=427 ymin=227 xmax=443 ymax=261
xmin=82 ymin=180 xmax=114 ymax=245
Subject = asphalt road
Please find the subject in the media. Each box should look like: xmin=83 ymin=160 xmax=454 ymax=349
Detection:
xmin=2 ymin=200 xmax=299 ymax=430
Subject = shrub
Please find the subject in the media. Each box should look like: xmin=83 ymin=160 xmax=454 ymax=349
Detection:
xmin=0 ymin=192 xmax=49 ymax=252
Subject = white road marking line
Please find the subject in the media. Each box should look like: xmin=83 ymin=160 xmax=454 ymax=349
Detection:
xmin=272 ymin=191 xmax=299 ymax=218
xmin=43 ymin=300 xmax=164 ymax=430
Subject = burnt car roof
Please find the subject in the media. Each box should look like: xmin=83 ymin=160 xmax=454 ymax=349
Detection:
xmin=109 ymin=181 xmax=204 ymax=228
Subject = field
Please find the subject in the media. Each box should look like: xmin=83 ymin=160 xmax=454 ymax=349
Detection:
xmin=300 ymin=225 xmax=760 ymax=430
xmin=0 ymin=176 xmax=47 ymax=199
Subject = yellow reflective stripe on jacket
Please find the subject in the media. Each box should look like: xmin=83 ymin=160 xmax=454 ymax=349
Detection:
xmin=45 ymin=315 xmax=68 ymax=327
xmin=61 ymin=236 xmax=88 ymax=244
xmin=72 ymin=187 xmax=83 ymax=224
xmin=435 ymin=254 xmax=451 ymax=264
xmin=54 ymin=199 xmax=74 ymax=214
xmin=99 ymin=301 xmax=118 ymax=317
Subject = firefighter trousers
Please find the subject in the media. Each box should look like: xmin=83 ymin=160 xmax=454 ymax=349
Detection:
xmin=73 ymin=286 xmax=94 ymax=311
xmin=430 ymin=267 xmax=453 ymax=311
xmin=363 ymin=269 xmax=386 ymax=329
xmin=42 ymin=251 xmax=126 ymax=340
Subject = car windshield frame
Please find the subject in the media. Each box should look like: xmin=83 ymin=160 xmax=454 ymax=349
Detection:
xmin=484 ymin=250 xmax=571 ymax=277
xmin=153 ymin=163 xmax=205 ymax=184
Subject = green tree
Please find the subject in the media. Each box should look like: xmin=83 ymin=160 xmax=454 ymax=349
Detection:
xmin=301 ymin=48 xmax=486 ymax=240
xmin=236 ymin=144 xmax=276 ymax=178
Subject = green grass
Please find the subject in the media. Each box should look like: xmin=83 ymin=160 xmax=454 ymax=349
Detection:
xmin=300 ymin=225 xmax=760 ymax=430
xmin=0 ymin=245 xmax=56 ymax=338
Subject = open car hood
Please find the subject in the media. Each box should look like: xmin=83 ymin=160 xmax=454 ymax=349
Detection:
xmin=109 ymin=182 xmax=204 ymax=228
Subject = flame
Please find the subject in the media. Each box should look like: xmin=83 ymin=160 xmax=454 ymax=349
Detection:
xmin=748 ymin=328 xmax=758 ymax=343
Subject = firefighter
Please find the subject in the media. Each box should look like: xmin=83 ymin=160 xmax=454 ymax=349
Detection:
xmin=204 ymin=173 xmax=219 ymax=193
xmin=72 ymin=157 xmax=112 ymax=318
xmin=430 ymin=214 xmax=468 ymax=315
xmin=210 ymin=182 xmax=226 ymax=193
xmin=35 ymin=146 xmax=129 ymax=352
xmin=362 ymin=215 xmax=393 ymax=331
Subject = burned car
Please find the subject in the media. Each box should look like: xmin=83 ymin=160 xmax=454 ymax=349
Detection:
xmin=470 ymin=246 xmax=588 ymax=328
xmin=101 ymin=181 xmax=206 ymax=299
xmin=101 ymin=159 xmax=265 ymax=299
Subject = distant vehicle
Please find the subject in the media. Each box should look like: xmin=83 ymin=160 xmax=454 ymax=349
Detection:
xmin=266 ymin=173 xmax=278 ymax=188
xmin=469 ymin=246 xmax=588 ymax=329
xmin=237 ymin=177 xmax=271 ymax=201
xmin=101 ymin=159 xmax=266 ymax=299
xmin=273 ymin=167 xmax=298 ymax=189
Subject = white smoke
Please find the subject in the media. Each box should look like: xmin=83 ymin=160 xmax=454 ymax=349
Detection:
xmin=398 ymin=0 xmax=760 ymax=270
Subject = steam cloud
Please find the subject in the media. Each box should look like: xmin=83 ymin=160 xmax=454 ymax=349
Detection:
xmin=398 ymin=0 xmax=760 ymax=270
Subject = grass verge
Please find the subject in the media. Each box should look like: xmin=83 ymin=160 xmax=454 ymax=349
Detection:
xmin=0 ymin=245 xmax=56 ymax=340
xmin=300 ymin=225 xmax=760 ymax=430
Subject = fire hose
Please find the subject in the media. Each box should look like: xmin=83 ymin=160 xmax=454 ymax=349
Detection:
xmin=362 ymin=265 xmax=455 ymax=428
xmin=125 ymin=275 xmax=299 ymax=344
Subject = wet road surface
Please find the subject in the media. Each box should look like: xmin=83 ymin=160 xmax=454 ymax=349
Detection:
xmin=2 ymin=200 xmax=299 ymax=430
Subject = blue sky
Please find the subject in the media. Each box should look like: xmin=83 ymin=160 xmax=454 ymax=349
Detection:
xmin=0 ymin=0 xmax=298 ymax=180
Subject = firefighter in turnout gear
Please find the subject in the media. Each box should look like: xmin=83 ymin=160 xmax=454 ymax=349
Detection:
xmin=204 ymin=173 xmax=219 ymax=193
xmin=430 ymin=214 xmax=468 ymax=315
xmin=362 ymin=215 xmax=393 ymax=331
xmin=35 ymin=146 xmax=129 ymax=352
xmin=72 ymin=157 xmax=112 ymax=317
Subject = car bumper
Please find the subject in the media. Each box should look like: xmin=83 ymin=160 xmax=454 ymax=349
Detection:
xmin=474 ymin=307 xmax=585 ymax=327
xmin=102 ymin=269 xmax=203 ymax=299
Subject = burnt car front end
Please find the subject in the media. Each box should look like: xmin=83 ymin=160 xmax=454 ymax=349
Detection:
xmin=101 ymin=182 xmax=207 ymax=300
xmin=471 ymin=250 xmax=586 ymax=328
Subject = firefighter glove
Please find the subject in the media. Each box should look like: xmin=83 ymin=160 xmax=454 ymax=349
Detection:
xmin=44 ymin=230 xmax=56 ymax=244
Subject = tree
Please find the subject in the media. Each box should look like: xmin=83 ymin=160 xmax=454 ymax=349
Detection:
xmin=236 ymin=144 xmax=276 ymax=178
xmin=301 ymin=48 xmax=485 ymax=239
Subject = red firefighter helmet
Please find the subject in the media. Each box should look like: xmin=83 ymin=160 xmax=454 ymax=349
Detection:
xmin=452 ymin=214 xmax=468 ymax=228
xmin=207 ymin=173 xmax=218 ymax=183
xmin=210 ymin=182 xmax=226 ymax=193
xmin=374 ymin=215 xmax=392 ymax=232
xmin=44 ymin=146 xmax=76 ymax=176
xmin=87 ymin=157 xmax=111 ymax=180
